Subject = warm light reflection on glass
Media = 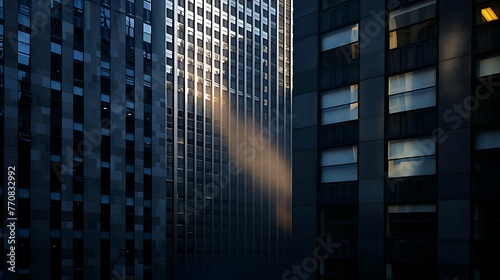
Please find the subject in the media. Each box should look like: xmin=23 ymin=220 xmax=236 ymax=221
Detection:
xmin=389 ymin=31 xmax=397 ymax=50
xmin=219 ymin=105 xmax=292 ymax=232
xmin=482 ymin=7 xmax=499 ymax=22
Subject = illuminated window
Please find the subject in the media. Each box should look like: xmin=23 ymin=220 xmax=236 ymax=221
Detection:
xmin=480 ymin=6 xmax=499 ymax=23
xmin=388 ymin=137 xmax=436 ymax=178
xmin=388 ymin=68 xmax=436 ymax=113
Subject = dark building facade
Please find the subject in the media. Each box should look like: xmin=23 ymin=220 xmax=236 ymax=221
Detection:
xmin=1 ymin=0 xmax=292 ymax=279
xmin=1 ymin=0 xmax=166 ymax=279
xmin=293 ymin=0 xmax=500 ymax=279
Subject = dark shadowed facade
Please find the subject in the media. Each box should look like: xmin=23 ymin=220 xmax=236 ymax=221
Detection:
xmin=293 ymin=0 xmax=500 ymax=279
xmin=1 ymin=0 xmax=167 ymax=279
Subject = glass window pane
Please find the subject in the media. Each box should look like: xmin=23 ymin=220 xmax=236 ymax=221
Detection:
xmin=389 ymin=68 xmax=436 ymax=95
xmin=388 ymin=155 xmax=436 ymax=178
xmin=321 ymin=164 xmax=358 ymax=183
xmin=321 ymin=146 xmax=358 ymax=166
xmin=51 ymin=42 xmax=61 ymax=54
xmin=18 ymin=31 xmax=30 ymax=44
xmin=322 ymin=103 xmax=358 ymax=124
xmin=389 ymin=87 xmax=436 ymax=113
xmin=321 ymin=84 xmax=358 ymax=108
xmin=476 ymin=129 xmax=500 ymax=150
xmin=388 ymin=138 xmax=436 ymax=160
xmin=51 ymin=80 xmax=61 ymax=90
xmin=143 ymin=23 xmax=151 ymax=34
xmin=477 ymin=3 xmax=500 ymax=25
xmin=18 ymin=53 xmax=29 ymax=65
xmin=74 ymin=50 xmax=83 ymax=61
xmin=477 ymin=56 xmax=500 ymax=77
xmin=321 ymin=24 xmax=359 ymax=51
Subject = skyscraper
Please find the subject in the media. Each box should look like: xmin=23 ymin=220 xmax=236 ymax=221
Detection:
xmin=1 ymin=0 xmax=292 ymax=279
xmin=165 ymin=0 xmax=292 ymax=279
xmin=293 ymin=0 xmax=500 ymax=279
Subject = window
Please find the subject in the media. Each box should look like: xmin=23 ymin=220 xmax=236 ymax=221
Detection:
xmin=388 ymin=137 xmax=436 ymax=178
xmin=143 ymin=23 xmax=152 ymax=43
xmin=388 ymin=68 xmax=436 ymax=113
xmin=475 ymin=129 xmax=500 ymax=150
xmin=126 ymin=16 xmax=134 ymax=37
xmin=74 ymin=0 xmax=83 ymax=11
xmin=387 ymin=203 xmax=436 ymax=239
xmin=321 ymin=146 xmax=358 ymax=183
xmin=0 ymin=25 xmax=3 ymax=56
xmin=321 ymin=23 xmax=358 ymax=51
xmin=126 ymin=67 xmax=134 ymax=85
xmin=51 ymin=42 xmax=61 ymax=54
xmin=74 ymin=86 xmax=83 ymax=96
xmin=144 ymin=73 xmax=152 ymax=87
xmin=74 ymin=122 xmax=83 ymax=131
xmin=388 ymin=0 xmax=437 ymax=49
xmin=320 ymin=0 xmax=359 ymax=32
xmin=18 ymin=31 xmax=30 ymax=65
xmin=321 ymin=23 xmax=360 ymax=88
xmin=100 ymin=7 xmax=110 ymax=28
xmin=50 ymin=80 xmax=61 ymax=90
xmin=477 ymin=2 xmax=500 ymax=24
xmin=126 ymin=0 xmax=134 ymax=15
xmin=320 ymin=205 xmax=357 ymax=242
xmin=477 ymin=55 xmax=500 ymax=77
xmin=389 ymin=0 xmax=436 ymax=31
xmin=73 ymin=50 xmax=83 ymax=61
xmin=321 ymin=84 xmax=358 ymax=125
xmin=101 ymin=60 xmax=110 ymax=77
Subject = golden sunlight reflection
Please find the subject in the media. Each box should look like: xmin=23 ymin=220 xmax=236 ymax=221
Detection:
xmin=218 ymin=104 xmax=292 ymax=232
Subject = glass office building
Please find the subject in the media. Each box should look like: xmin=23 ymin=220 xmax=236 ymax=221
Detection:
xmin=0 ymin=0 xmax=291 ymax=279
xmin=293 ymin=0 xmax=500 ymax=279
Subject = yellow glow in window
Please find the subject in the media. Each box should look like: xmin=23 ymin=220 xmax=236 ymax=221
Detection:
xmin=482 ymin=7 xmax=499 ymax=22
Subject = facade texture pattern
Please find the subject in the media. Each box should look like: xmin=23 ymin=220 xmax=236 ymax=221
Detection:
xmin=1 ymin=0 xmax=167 ymax=278
xmin=293 ymin=0 xmax=500 ymax=279
xmin=165 ymin=0 xmax=292 ymax=279
xmin=0 ymin=0 xmax=292 ymax=279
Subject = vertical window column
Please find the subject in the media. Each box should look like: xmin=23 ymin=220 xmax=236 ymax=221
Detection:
xmin=387 ymin=0 xmax=437 ymax=73
xmin=100 ymin=1 xmax=111 ymax=278
xmin=17 ymin=0 xmax=32 ymax=277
